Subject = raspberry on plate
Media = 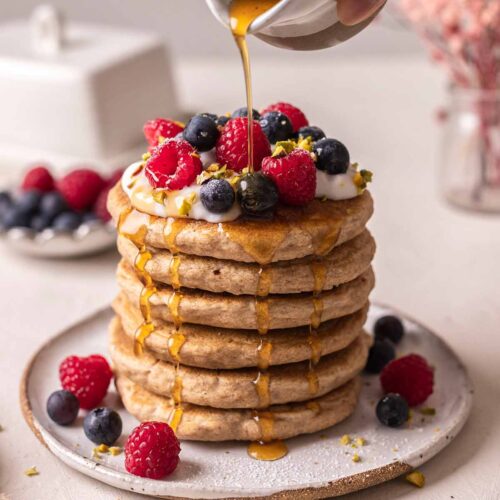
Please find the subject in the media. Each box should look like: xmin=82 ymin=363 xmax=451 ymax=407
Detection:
xmin=261 ymin=147 xmax=316 ymax=206
xmin=125 ymin=422 xmax=181 ymax=479
xmin=57 ymin=169 xmax=105 ymax=211
xmin=93 ymin=187 xmax=112 ymax=222
xmin=380 ymin=354 xmax=434 ymax=407
xmin=261 ymin=102 xmax=309 ymax=133
xmin=144 ymin=118 xmax=184 ymax=147
xmin=145 ymin=139 xmax=202 ymax=190
xmin=59 ymin=354 xmax=113 ymax=410
xmin=215 ymin=117 xmax=271 ymax=172
xmin=21 ymin=166 xmax=55 ymax=192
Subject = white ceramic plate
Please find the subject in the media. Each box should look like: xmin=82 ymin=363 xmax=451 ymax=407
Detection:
xmin=20 ymin=304 xmax=473 ymax=499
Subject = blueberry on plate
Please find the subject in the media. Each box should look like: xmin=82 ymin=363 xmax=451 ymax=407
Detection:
xmin=82 ymin=212 xmax=99 ymax=223
xmin=231 ymin=107 xmax=261 ymax=120
xmin=374 ymin=315 xmax=405 ymax=344
xmin=2 ymin=207 xmax=31 ymax=229
xmin=365 ymin=338 xmax=395 ymax=374
xmin=216 ymin=115 xmax=230 ymax=128
xmin=83 ymin=407 xmax=122 ymax=446
xmin=298 ymin=125 xmax=325 ymax=142
xmin=199 ymin=112 xmax=218 ymax=122
xmin=313 ymin=138 xmax=350 ymax=175
xmin=30 ymin=213 xmax=52 ymax=232
xmin=237 ymin=173 xmax=279 ymax=216
xmin=47 ymin=390 xmax=79 ymax=425
xmin=40 ymin=192 xmax=68 ymax=219
xmin=376 ymin=393 xmax=409 ymax=427
xmin=183 ymin=114 xmax=220 ymax=152
xmin=16 ymin=190 xmax=42 ymax=213
xmin=0 ymin=190 xmax=12 ymax=212
xmin=200 ymin=178 xmax=235 ymax=214
xmin=52 ymin=211 xmax=82 ymax=231
xmin=260 ymin=111 xmax=293 ymax=143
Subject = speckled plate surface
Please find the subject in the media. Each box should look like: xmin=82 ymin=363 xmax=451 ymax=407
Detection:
xmin=20 ymin=304 xmax=473 ymax=499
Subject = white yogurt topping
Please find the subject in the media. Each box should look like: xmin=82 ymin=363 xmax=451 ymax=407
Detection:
xmin=315 ymin=165 xmax=360 ymax=201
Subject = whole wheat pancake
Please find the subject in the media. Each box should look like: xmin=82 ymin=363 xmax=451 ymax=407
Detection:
xmin=109 ymin=317 xmax=370 ymax=409
xmin=117 ymin=260 xmax=375 ymax=330
xmin=115 ymin=375 xmax=361 ymax=441
xmin=117 ymin=229 xmax=375 ymax=295
xmin=108 ymin=183 xmax=373 ymax=264
xmin=114 ymin=293 xmax=369 ymax=369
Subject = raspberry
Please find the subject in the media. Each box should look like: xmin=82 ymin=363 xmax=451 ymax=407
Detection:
xmin=144 ymin=118 xmax=184 ymax=147
xmin=59 ymin=354 xmax=112 ymax=410
xmin=261 ymin=148 xmax=316 ymax=206
xmin=145 ymin=139 xmax=202 ymax=190
xmin=125 ymin=422 xmax=180 ymax=479
xmin=261 ymin=102 xmax=308 ymax=133
xmin=93 ymin=187 xmax=111 ymax=222
xmin=380 ymin=354 xmax=434 ymax=407
xmin=57 ymin=169 xmax=105 ymax=211
xmin=216 ymin=118 xmax=271 ymax=172
xmin=21 ymin=166 xmax=55 ymax=192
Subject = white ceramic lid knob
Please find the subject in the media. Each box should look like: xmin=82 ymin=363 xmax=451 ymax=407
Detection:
xmin=31 ymin=4 xmax=65 ymax=55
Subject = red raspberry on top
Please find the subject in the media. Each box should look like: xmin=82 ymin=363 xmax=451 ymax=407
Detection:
xmin=125 ymin=422 xmax=180 ymax=479
xmin=59 ymin=354 xmax=113 ymax=410
xmin=145 ymin=139 xmax=202 ymax=190
xmin=380 ymin=354 xmax=434 ymax=407
xmin=215 ymin=117 xmax=271 ymax=172
xmin=57 ymin=169 xmax=105 ymax=211
xmin=144 ymin=118 xmax=184 ymax=148
xmin=21 ymin=166 xmax=55 ymax=192
xmin=261 ymin=147 xmax=316 ymax=206
xmin=261 ymin=102 xmax=308 ymax=133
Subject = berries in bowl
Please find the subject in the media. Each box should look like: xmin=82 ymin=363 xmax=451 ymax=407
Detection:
xmin=0 ymin=165 xmax=123 ymax=258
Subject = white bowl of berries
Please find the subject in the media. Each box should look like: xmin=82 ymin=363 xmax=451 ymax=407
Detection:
xmin=0 ymin=166 xmax=120 ymax=258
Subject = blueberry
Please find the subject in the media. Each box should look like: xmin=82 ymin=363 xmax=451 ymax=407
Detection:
xmin=365 ymin=338 xmax=395 ymax=374
xmin=313 ymin=138 xmax=350 ymax=175
xmin=83 ymin=407 xmax=122 ymax=446
xmin=298 ymin=126 xmax=325 ymax=142
xmin=200 ymin=179 xmax=235 ymax=214
xmin=47 ymin=390 xmax=79 ymax=425
xmin=237 ymin=173 xmax=279 ymax=216
xmin=376 ymin=393 xmax=409 ymax=427
xmin=30 ymin=213 xmax=52 ymax=232
xmin=82 ymin=212 xmax=99 ymax=223
xmin=16 ymin=190 xmax=42 ymax=213
xmin=40 ymin=192 xmax=67 ymax=218
xmin=231 ymin=107 xmax=260 ymax=120
xmin=260 ymin=111 xmax=293 ymax=143
xmin=0 ymin=191 xmax=12 ymax=218
xmin=52 ymin=211 xmax=82 ymax=231
xmin=182 ymin=114 xmax=220 ymax=152
xmin=2 ymin=207 xmax=31 ymax=229
xmin=216 ymin=115 xmax=230 ymax=128
xmin=200 ymin=112 xmax=218 ymax=122
xmin=374 ymin=315 xmax=405 ymax=344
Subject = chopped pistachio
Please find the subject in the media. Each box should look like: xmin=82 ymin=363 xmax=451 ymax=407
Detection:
xmin=406 ymin=470 xmax=425 ymax=488
xmin=97 ymin=443 xmax=109 ymax=453
xmin=152 ymin=189 xmax=168 ymax=205
xmin=355 ymin=437 xmax=366 ymax=446
xmin=24 ymin=466 xmax=39 ymax=477
xmin=177 ymin=192 xmax=197 ymax=216
xmin=109 ymin=446 xmax=122 ymax=456
xmin=340 ymin=434 xmax=351 ymax=445
xmin=352 ymin=453 xmax=361 ymax=463
xmin=296 ymin=136 xmax=313 ymax=152
xmin=419 ymin=407 xmax=436 ymax=416
xmin=142 ymin=152 xmax=151 ymax=161
xmin=272 ymin=140 xmax=296 ymax=157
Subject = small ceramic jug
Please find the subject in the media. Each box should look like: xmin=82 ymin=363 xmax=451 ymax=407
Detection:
xmin=205 ymin=0 xmax=386 ymax=50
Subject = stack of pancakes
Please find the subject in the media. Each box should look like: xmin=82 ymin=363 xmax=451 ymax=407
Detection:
xmin=108 ymin=182 xmax=375 ymax=444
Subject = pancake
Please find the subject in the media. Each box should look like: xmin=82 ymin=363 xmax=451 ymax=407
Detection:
xmin=117 ymin=260 xmax=375 ymax=330
xmin=109 ymin=316 xmax=371 ymax=409
xmin=108 ymin=183 xmax=373 ymax=264
xmin=114 ymin=294 xmax=369 ymax=369
xmin=117 ymin=229 xmax=376 ymax=295
xmin=115 ymin=375 xmax=362 ymax=441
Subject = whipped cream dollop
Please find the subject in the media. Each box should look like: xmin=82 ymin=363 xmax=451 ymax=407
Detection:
xmin=315 ymin=165 xmax=360 ymax=200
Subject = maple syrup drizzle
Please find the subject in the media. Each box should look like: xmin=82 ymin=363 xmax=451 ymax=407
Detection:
xmin=306 ymin=401 xmax=321 ymax=414
xmin=169 ymin=255 xmax=182 ymax=290
xmin=257 ymin=338 xmax=273 ymax=371
xmin=248 ymin=411 xmax=288 ymax=461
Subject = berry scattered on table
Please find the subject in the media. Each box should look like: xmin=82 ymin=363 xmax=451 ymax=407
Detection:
xmin=261 ymin=147 xmax=316 ymax=206
xmin=0 ymin=191 xmax=12 ymax=211
xmin=144 ymin=118 xmax=184 ymax=148
xmin=182 ymin=114 xmax=220 ymax=152
xmin=57 ymin=169 xmax=105 ymax=211
xmin=216 ymin=118 xmax=271 ymax=172
xmin=260 ymin=111 xmax=294 ymax=143
xmin=376 ymin=393 xmax=409 ymax=427
xmin=40 ymin=192 xmax=68 ymax=219
xmin=46 ymin=390 xmax=80 ymax=425
xmin=105 ymin=168 xmax=125 ymax=189
xmin=261 ymin=102 xmax=308 ymax=132
xmin=231 ymin=107 xmax=261 ymax=120
xmin=374 ymin=315 xmax=405 ymax=344
xmin=145 ymin=139 xmax=202 ymax=190
xmin=53 ymin=211 xmax=82 ymax=231
xmin=298 ymin=125 xmax=325 ymax=142
xmin=83 ymin=407 xmax=122 ymax=446
xmin=17 ymin=190 xmax=42 ymax=214
xmin=2 ymin=207 xmax=31 ymax=229
xmin=21 ymin=166 xmax=55 ymax=193
xmin=30 ymin=213 xmax=52 ymax=232
xmin=380 ymin=354 xmax=434 ymax=406
xmin=125 ymin=422 xmax=180 ymax=479
xmin=59 ymin=354 xmax=113 ymax=410
xmin=93 ymin=187 xmax=112 ymax=222
xmin=237 ymin=172 xmax=279 ymax=216
xmin=365 ymin=338 xmax=396 ymax=374
xmin=200 ymin=178 xmax=235 ymax=214
xmin=313 ymin=138 xmax=350 ymax=175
